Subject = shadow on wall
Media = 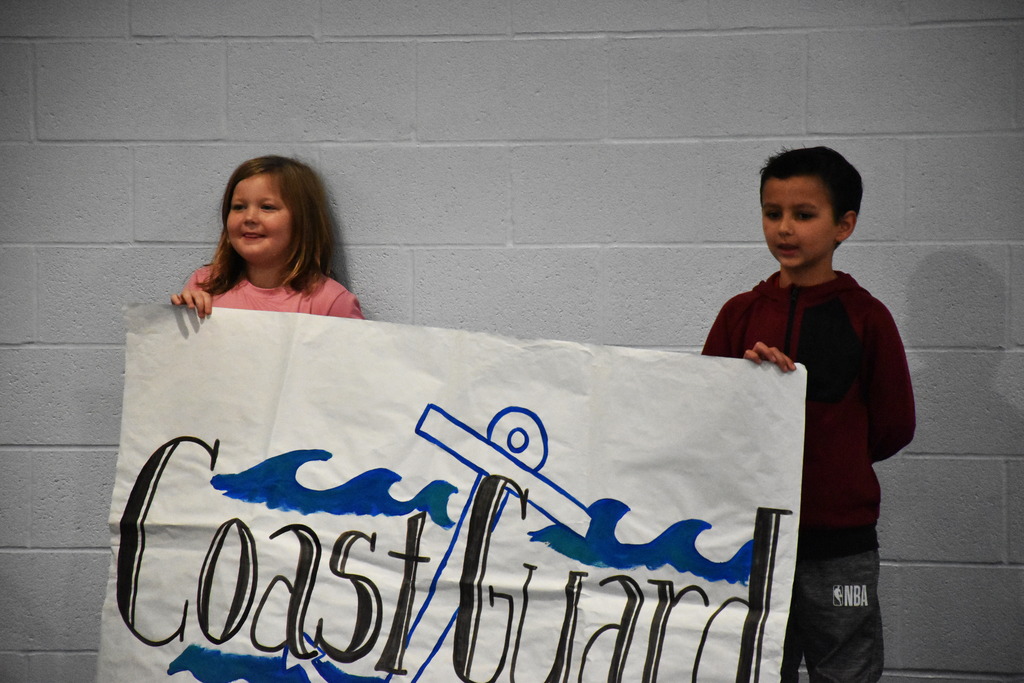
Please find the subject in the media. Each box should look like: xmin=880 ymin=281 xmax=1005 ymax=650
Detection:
xmin=904 ymin=250 xmax=1024 ymax=455
xmin=326 ymin=185 xmax=353 ymax=292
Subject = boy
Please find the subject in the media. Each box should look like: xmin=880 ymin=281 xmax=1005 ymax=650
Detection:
xmin=702 ymin=147 xmax=915 ymax=682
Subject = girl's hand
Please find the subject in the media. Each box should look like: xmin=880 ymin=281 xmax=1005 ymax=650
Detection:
xmin=743 ymin=342 xmax=796 ymax=372
xmin=171 ymin=288 xmax=213 ymax=320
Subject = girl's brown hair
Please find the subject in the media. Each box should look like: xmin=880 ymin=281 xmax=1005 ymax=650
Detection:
xmin=201 ymin=156 xmax=334 ymax=295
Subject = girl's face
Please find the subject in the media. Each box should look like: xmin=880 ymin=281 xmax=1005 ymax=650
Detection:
xmin=226 ymin=173 xmax=294 ymax=288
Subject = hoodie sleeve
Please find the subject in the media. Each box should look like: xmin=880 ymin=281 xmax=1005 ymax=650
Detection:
xmin=863 ymin=303 xmax=916 ymax=461
xmin=702 ymin=293 xmax=757 ymax=360
xmin=702 ymin=306 xmax=740 ymax=358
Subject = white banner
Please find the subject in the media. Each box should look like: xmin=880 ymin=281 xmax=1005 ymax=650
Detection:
xmin=97 ymin=305 xmax=806 ymax=683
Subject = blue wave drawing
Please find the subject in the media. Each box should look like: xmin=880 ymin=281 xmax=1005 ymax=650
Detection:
xmin=210 ymin=450 xmax=457 ymax=529
xmin=310 ymin=657 xmax=385 ymax=683
xmin=167 ymin=645 xmax=311 ymax=683
xmin=527 ymin=498 xmax=753 ymax=585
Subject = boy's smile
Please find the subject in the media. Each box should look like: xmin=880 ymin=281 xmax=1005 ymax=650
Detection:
xmin=761 ymin=175 xmax=856 ymax=288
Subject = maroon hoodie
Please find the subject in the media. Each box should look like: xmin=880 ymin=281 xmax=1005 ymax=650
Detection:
xmin=703 ymin=271 xmax=915 ymax=542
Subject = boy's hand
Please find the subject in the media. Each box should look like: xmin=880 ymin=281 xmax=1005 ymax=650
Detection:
xmin=171 ymin=289 xmax=213 ymax=320
xmin=743 ymin=342 xmax=796 ymax=372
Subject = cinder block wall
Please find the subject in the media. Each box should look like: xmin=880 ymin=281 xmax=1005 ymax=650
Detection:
xmin=1 ymin=2 xmax=1021 ymax=681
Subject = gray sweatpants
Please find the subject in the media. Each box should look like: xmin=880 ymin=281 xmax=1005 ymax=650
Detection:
xmin=780 ymin=550 xmax=883 ymax=683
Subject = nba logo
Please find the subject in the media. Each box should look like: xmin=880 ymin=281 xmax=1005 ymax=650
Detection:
xmin=833 ymin=584 xmax=868 ymax=606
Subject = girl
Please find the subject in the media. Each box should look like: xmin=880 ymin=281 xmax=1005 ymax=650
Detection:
xmin=172 ymin=155 xmax=363 ymax=320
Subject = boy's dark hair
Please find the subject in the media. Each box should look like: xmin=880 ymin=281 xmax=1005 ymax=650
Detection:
xmin=759 ymin=146 xmax=863 ymax=221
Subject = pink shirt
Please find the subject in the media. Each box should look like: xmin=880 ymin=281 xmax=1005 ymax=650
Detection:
xmin=185 ymin=266 xmax=364 ymax=319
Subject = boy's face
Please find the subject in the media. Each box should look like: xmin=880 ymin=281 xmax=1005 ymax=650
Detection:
xmin=760 ymin=175 xmax=856 ymax=288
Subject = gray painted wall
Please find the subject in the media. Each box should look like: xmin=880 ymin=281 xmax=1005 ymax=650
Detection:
xmin=1 ymin=1 xmax=1022 ymax=680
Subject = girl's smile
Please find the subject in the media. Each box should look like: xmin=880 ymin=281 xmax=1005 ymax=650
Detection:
xmin=226 ymin=173 xmax=294 ymax=288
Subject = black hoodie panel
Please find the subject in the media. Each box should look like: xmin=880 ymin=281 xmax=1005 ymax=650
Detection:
xmin=797 ymin=297 xmax=862 ymax=403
